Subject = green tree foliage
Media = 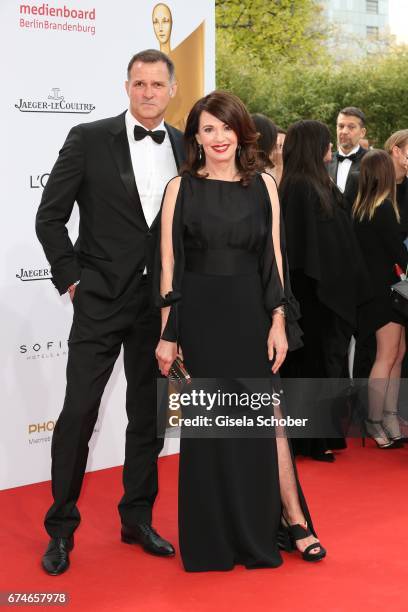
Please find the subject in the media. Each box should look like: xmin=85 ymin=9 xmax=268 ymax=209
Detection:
xmin=217 ymin=34 xmax=408 ymax=146
xmin=216 ymin=0 xmax=328 ymax=64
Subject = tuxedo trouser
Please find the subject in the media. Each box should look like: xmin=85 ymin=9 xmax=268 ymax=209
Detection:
xmin=44 ymin=279 xmax=163 ymax=537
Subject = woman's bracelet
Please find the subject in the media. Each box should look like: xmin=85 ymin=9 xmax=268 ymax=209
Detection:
xmin=272 ymin=305 xmax=286 ymax=319
xmin=67 ymin=280 xmax=80 ymax=294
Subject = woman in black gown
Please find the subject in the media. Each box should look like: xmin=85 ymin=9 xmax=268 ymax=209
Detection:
xmin=279 ymin=120 xmax=369 ymax=462
xmin=155 ymin=92 xmax=326 ymax=571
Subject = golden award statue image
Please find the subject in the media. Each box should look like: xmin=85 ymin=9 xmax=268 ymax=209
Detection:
xmin=152 ymin=3 xmax=204 ymax=130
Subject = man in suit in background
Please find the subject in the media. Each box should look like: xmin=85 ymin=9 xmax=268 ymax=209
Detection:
xmin=328 ymin=106 xmax=368 ymax=209
xmin=328 ymin=108 xmax=369 ymax=381
xmin=36 ymin=49 xmax=184 ymax=575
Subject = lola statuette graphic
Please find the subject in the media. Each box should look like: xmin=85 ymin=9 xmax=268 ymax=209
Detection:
xmin=151 ymin=3 xmax=204 ymax=130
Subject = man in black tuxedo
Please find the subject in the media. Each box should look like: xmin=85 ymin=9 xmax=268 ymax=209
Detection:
xmin=327 ymin=108 xmax=369 ymax=382
xmin=328 ymin=106 xmax=368 ymax=211
xmin=36 ymin=49 xmax=185 ymax=575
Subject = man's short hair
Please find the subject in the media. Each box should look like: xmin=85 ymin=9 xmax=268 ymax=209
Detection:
xmin=127 ymin=49 xmax=175 ymax=82
xmin=338 ymin=107 xmax=366 ymax=127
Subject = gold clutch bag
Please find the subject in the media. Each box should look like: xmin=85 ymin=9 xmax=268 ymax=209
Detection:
xmin=168 ymin=357 xmax=192 ymax=390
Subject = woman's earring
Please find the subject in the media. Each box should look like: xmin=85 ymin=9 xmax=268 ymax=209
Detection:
xmin=237 ymin=144 xmax=242 ymax=158
xmin=198 ymin=144 xmax=203 ymax=161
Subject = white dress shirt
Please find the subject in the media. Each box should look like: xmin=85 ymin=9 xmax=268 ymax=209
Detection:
xmin=125 ymin=110 xmax=178 ymax=228
xmin=336 ymin=145 xmax=360 ymax=193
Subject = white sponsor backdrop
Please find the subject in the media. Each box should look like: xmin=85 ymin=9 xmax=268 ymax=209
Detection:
xmin=0 ymin=0 xmax=215 ymax=490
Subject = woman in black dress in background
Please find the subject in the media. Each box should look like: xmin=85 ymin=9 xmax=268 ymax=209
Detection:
xmin=279 ymin=120 xmax=367 ymax=462
xmin=353 ymin=150 xmax=408 ymax=448
xmin=155 ymin=92 xmax=326 ymax=571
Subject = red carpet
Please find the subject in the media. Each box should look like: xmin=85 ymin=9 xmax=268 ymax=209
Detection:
xmin=1 ymin=439 xmax=408 ymax=611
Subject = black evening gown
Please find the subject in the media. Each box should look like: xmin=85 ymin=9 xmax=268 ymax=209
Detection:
xmin=280 ymin=178 xmax=370 ymax=458
xmin=158 ymin=173 xmax=316 ymax=572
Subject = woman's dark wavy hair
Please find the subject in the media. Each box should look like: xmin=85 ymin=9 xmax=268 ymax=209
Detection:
xmin=181 ymin=90 xmax=261 ymax=186
xmin=251 ymin=113 xmax=278 ymax=170
xmin=280 ymin=120 xmax=340 ymax=215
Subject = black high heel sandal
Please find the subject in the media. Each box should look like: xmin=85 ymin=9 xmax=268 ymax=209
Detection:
xmin=278 ymin=516 xmax=326 ymax=562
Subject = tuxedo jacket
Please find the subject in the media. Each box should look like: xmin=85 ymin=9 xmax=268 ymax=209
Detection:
xmin=327 ymin=146 xmax=367 ymax=192
xmin=36 ymin=112 xmax=185 ymax=317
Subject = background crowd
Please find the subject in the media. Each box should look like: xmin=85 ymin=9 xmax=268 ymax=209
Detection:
xmin=252 ymin=106 xmax=408 ymax=459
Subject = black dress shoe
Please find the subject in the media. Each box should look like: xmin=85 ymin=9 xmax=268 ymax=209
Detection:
xmin=311 ymin=452 xmax=335 ymax=463
xmin=42 ymin=536 xmax=74 ymax=576
xmin=121 ymin=524 xmax=175 ymax=557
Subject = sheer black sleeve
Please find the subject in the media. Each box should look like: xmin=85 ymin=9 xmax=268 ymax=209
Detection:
xmin=154 ymin=177 xmax=186 ymax=344
xmin=258 ymin=174 xmax=303 ymax=351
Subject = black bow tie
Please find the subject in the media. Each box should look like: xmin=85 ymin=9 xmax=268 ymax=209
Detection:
xmin=337 ymin=151 xmax=358 ymax=163
xmin=133 ymin=125 xmax=166 ymax=144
